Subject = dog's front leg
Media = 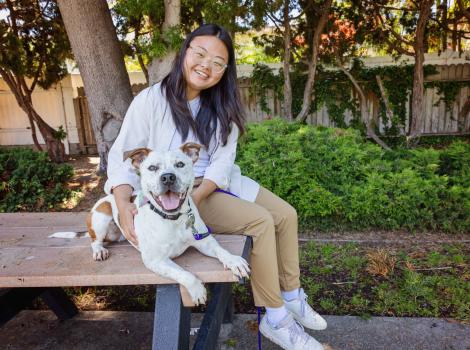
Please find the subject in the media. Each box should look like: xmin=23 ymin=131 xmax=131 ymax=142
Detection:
xmin=192 ymin=237 xmax=250 ymax=279
xmin=142 ymin=256 xmax=207 ymax=305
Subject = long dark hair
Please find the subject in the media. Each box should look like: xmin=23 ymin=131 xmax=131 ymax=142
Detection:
xmin=161 ymin=24 xmax=245 ymax=149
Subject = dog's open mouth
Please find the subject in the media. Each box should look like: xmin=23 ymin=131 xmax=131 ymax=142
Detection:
xmin=150 ymin=190 xmax=187 ymax=212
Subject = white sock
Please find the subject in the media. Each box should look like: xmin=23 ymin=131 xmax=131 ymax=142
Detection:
xmin=282 ymin=288 xmax=300 ymax=302
xmin=265 ymin=305 xmax=289 ymax=326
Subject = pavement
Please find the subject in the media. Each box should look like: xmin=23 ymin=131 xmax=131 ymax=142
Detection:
xmin=2 ymin=310 xmax=470 ymax=350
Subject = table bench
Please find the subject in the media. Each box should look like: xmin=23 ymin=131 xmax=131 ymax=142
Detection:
xmin=0 ymin=212 xmax=251 ymax=350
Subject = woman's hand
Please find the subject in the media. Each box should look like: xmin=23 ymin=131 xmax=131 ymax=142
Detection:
xmin=191 ymin=179 xmax=217 ymax=208
xmin=117 ymin=201 xmax=139 ymax=247
xmin=113 ymin=185 xmax=139 ymax=247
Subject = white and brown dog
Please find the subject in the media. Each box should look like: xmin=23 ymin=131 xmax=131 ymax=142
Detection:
xmin=86 ymin=143 xmax=250 ymax=305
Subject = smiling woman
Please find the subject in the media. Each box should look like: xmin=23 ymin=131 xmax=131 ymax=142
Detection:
xmin=105 ymin=24 xmax=326 ymax=350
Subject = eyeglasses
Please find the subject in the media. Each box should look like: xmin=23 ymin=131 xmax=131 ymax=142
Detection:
xmin=188 ymin=46 xmax=228 ymax=74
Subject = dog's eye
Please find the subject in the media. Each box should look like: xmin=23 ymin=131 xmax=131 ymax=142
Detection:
xmin=175 ymin=161 xmax=185 ymax=168
xmin=148 ymin=165 xmax=158 ymax=172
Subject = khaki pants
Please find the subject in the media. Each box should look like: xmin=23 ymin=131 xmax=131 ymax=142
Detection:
xmin=198 ymin=186 xmax=300 ymax=307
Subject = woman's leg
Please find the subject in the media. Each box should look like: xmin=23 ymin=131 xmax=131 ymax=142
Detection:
xmin=254 ymin=187 xmax=301 ymax=293
xmin=197 ymin=190 xmax=284 ymax=308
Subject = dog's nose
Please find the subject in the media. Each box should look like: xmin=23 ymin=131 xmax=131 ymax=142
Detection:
xmin=160 ymin=172 xmax=176 ymax=186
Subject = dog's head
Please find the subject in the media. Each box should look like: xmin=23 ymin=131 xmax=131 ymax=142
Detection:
xmin=124 ymin=142 xmax=202 ymax=213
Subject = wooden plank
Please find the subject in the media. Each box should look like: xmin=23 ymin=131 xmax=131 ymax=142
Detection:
xmin=0 ymin=212 xmax=88 ymax=228
xmin=0 ymin=214 xmax=248 ymax=288
xmin=430 ymin=89 xmax=439 ymax=134
xmin=458 ymin=86 xmax=469 ymax=132
xmin=438 ymin=92 xmax=447 ymax=133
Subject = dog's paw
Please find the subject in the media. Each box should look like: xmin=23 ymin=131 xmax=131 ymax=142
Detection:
xmin=187 ymin=279 xmax=207 ymax=305
xmin=220 ymin=254 xmax=250 ymax=279
xmin=92 ymin=246 xmax=109 ymax=261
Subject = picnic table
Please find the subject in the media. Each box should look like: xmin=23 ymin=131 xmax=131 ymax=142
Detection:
xmin=0 ymin=212 xmax=251 ymax=350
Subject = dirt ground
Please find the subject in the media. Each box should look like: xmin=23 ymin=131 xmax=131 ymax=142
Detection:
xmin=63 ymin=155 xmax=106 ymax=212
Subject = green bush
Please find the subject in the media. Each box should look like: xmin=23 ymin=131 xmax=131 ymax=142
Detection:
xmin=236 ymin=119 xmax=469 ymax=232
xmin=0 ymin=148 xmax=74 ymax=212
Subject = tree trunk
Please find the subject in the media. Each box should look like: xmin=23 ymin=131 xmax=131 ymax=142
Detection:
xmin=147 ymin=0 xmax=181 ymax=85
xmin=375 ymin=75 xmax=395 ymax=124
xmin=297 ymin=0 xmax=333 ymax=122
xmin=282 ymin=0 xmax=293 ymax=121
xmin=57 ymin=0 xmax=133 ymax=173
xmin=340 ymin=65 xmax=391 ymax=150
xmin=441 ymin=0 xmax=448 ymax=52
xmin=408 ymin=0 xmax=433 ymax=145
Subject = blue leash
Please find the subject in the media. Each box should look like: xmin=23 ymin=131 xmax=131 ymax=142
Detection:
xmin=214 ymin=189 xmax=262 ymax=350
xmin=258 ymin=307 xmax=262 ymax=350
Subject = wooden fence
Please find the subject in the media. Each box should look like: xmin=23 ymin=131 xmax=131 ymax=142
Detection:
xmin=238 ymin=64 xmax=470 ymax=135
xmin=73 ymin=64 xmax=470 ymax=152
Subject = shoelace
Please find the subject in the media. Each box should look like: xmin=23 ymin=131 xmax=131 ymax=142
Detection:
xmin=298 ymin=288 xmax=308 ymax=317
xmin=298 ymin=288 xmax=319 ymax=318
xmin=286 ymin=317 xmax=311 ymax=345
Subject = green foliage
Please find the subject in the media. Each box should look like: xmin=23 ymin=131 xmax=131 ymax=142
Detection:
xmin=0 ymin=148 xmax=74 ymax=212
xmin=52 ymin=125 xmax=67 ymax=141
xmin=248 ymin=62 xmax=467 ymax=137
xmin=237 ymin=119 xmax=470 ymax=232
xmin=0 ymin=0 xmax=71 ymax=89
xmin=249 ymin=63 xmax=283 ymax=114
xmin=425 ymin=81 xmax=470 ymax=113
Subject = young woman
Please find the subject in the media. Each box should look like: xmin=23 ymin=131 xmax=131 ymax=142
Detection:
xmin=105 ymin=24 xmax=326 ymax=350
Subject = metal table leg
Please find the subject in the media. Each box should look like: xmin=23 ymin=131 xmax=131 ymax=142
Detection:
xmin=153 ymin=284 xmax=191 ymax=350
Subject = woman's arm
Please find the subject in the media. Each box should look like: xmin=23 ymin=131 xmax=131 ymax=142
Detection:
xmin=105 ymin=87 xmax=154 ymax=247
xmin=105 ymin=88 xmax=152 ymax=195
xmin=202 ymin=123 xmax=239 ymax=191
xmin=113 ymin=184 xmax=139 ymax=247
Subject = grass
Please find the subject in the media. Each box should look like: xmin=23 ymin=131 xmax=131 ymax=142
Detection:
xmin=297 ymin=242 xmax=470 ymax=322
xmin=48 ymin=242 xmax=469 ymax=323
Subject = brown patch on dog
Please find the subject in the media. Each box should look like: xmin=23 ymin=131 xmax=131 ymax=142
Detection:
xmin=86 ymin=212 xmax=96 ymax=242
xmin=95 ymin=201 xmax=113 ymax=216
xmin=180 ymin=142 xmax=202 ymax=164
xmin=123 ymin=147 xmax=152 ymax=168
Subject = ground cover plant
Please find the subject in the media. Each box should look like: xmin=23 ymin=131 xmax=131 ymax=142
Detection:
xmin=0 ymin=148 xmax=74 ymax=212
xmin=236 ymin=119 xmax=470 ymax=233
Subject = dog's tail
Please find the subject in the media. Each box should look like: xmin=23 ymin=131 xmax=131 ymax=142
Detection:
xmin=49 ymin=231 xmax=90 ymax=239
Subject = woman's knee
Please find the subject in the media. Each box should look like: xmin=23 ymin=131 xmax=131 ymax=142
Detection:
xmin=248 ymin=206 xmax=275 ymax=237
xmin=285 ymin=203 xmax=298 ymax=224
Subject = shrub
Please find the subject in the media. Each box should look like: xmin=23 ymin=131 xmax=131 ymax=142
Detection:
xmin=0 ymin=148 xmax=74 ymax=212
xmin=236 ymin=119 xmax=469 ymax=232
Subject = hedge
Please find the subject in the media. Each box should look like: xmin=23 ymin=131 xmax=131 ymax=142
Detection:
xmin=236 ymin=119 xmax=469 ymax=233
xmin=0 ymin=148 xmax=74 ymax=212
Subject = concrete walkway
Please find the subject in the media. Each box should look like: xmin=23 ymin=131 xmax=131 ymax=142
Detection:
xmin=2 ymin=310 xmax=470 ymax=350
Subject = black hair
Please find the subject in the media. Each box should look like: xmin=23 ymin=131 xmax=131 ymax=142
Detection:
xmin=160 ymin=24 xmax=245 ymax=149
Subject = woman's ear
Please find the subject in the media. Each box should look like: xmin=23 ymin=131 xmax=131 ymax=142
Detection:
xmin=180 ymin=142 xmax=202 ymax=164
xmin=123 ymin=148 xmax=152 ymax=169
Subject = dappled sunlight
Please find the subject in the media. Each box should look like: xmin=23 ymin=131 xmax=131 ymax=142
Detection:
xmin=61 ymin=155 xmax=106 ymax=211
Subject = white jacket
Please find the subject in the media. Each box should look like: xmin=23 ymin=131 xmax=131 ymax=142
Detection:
xmin=105 ymin=83 xmax=260 ymax=202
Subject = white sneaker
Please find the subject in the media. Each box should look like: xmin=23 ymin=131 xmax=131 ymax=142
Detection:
xmin=284 ymin=288 xmax=327 ymax=330
xmin=259 ymin=313 xmax=324 ymax=350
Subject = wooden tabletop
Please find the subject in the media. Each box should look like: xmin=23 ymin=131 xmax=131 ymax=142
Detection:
xmin=0 ymin=212 xmax=250 ymax=288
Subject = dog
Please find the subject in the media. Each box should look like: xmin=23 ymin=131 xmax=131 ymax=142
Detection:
xmin=86 ymin=142 xmax=250 ymax=305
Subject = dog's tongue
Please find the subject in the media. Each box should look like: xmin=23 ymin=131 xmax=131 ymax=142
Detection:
xmin=159 ymin=191 xmax=180 ymax=210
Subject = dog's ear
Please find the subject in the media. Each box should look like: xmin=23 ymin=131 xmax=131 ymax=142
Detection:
xmin=123 ymin=148 xmax=152 ymax=169
xmin=180 ymin=142 xmax=202 ymax=164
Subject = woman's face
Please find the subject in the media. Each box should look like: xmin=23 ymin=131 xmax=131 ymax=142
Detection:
xmin=183 ymin=35 xmax=229 ymax=100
